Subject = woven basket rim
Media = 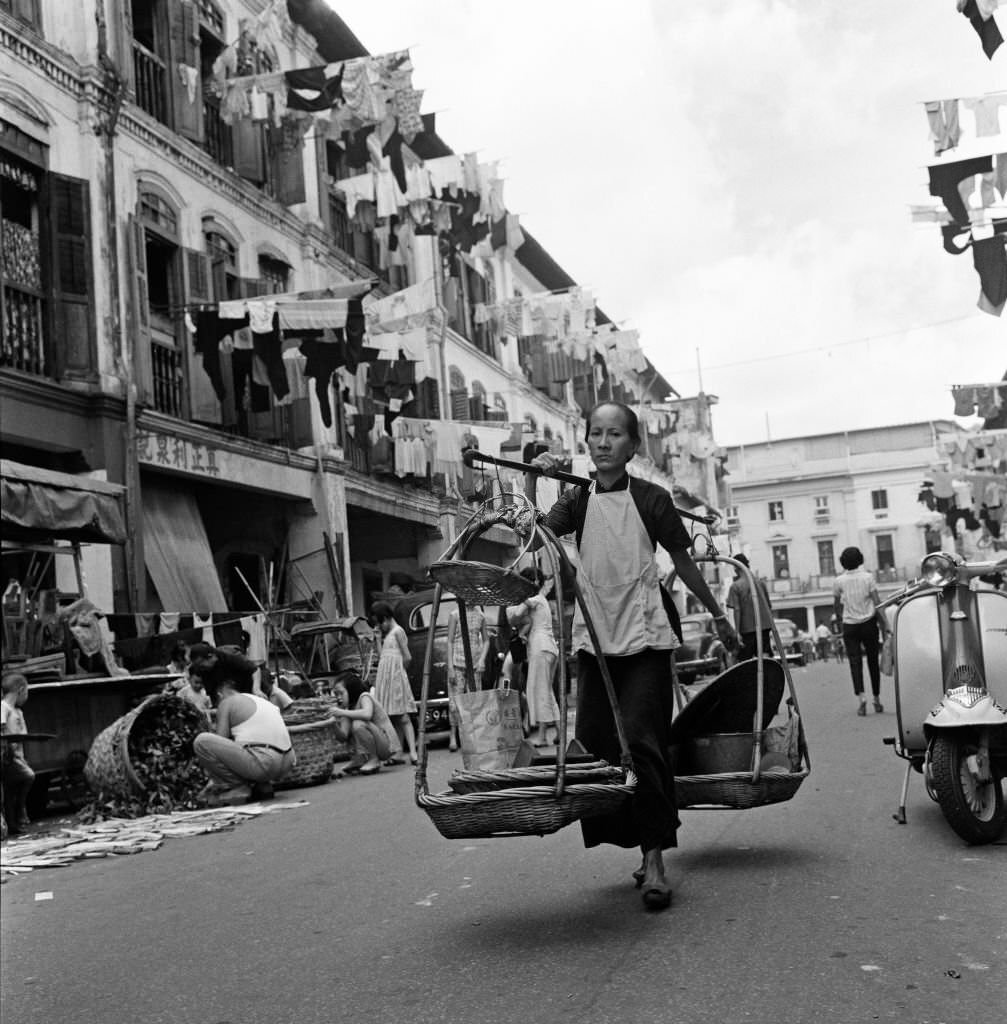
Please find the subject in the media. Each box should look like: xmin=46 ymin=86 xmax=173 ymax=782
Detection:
xmin=419 ymin=780 xmax=635 ymax=807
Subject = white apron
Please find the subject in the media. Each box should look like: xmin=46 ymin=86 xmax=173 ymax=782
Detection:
xmin=570 ymin=485 xmax=678 ymax=657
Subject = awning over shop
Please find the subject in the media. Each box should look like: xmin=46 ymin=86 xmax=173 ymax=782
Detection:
xmin=0 ymin=459 xmax=127 ymax=544
xmin=141 ymin=482 xmax=228 ymax=612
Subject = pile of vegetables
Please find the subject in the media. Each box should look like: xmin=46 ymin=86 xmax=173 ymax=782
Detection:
xmin=80 ymin=697 xmax=210 ymax=821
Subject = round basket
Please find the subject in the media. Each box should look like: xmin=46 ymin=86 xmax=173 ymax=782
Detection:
xmin=427 ymin=560 xmax=537 ymax=606
xmin=84 ymin=694 xmax=208 ymax=801
xmin=276 ymin=716 xmax=339 ymax=789
xmin=418 ymin=780 xmax=634 ymax=839
xmin=282 ymin=696 xmax=342 ymax=726
xmin=448 ymin=761 xmax=622 ymax=795
xmin=675 ymin=768 xmax=809 ymax=810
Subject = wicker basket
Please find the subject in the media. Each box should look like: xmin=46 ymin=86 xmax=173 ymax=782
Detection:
xmin=675 ymin=768 xmax=809 ymax=809
xmin=448 ymin=761 xmax=621 ymax=794
xmin=84 ymin=694 xmax=208 ymax=801
xmin=427 ymin=560 xmax=536 ymax=606
xmin=418 ymin=780 xmax=635 ymax=839
xmin=276 ymin=716 xmax=340 ymax=788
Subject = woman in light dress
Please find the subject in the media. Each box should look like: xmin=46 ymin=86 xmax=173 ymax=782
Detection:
xmin=370 ymin=601 xmax=418 ymax=765
xmin=506 ymin=567 xmax=560 ymax=747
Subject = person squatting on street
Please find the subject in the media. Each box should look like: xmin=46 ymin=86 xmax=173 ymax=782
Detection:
xmin=446 ymin=602 xmax=488 ymax=752
xmin=371 ymin=601 xmax=419 ymax=765
xmin=506 ymin=567 xmax=560 ymax=748
xmin=193 ymin=673 xmax=294 ymax=806
xmin=330 ymin=673 xmax=401 ymax=776
xmin=529 ymin=402 xmax=738 ymax=911
xmin=726 ymin=553 xmax=774 ymax=660
xmin=833 ymin=545 xmax=891 ymax=716
xmin=1 ymin=672 xmax=34 ymax=836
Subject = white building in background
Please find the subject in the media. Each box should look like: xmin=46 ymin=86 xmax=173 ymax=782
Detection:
xmin=722 ymin=421 xmax=958 ymax=631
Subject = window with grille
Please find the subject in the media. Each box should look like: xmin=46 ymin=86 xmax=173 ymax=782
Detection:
xmin=258 ymin=255 xmax=290 ymax=295
xmin=768 ymin=500 xmax=784 ymax=522
xmin=871 ymin=489 xmax=889 ymax=518
xmin=817 ymin=540 xmax=835 ymax=576
xmin=726 ymin=505 xmax=740 ymax=527
xmin=875 ymin=533 xmax=895 ymax=571
xmin=814 ymin=495 xmax=830 ymax=522
xmin=772 ymin=544 xmax=790 ymax=579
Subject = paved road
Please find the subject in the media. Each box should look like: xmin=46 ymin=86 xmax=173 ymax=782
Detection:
xmin=2 ymin=659 xmax=1005 ymax=1024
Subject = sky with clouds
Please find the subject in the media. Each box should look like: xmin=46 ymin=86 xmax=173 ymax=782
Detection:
xmin=331 ymin=0 xmax=1005 ymax=446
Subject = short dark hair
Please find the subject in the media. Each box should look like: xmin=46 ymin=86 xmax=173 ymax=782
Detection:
xmin=839 ymin=546 xmax=864 ymax=570
xmin=734 ymin=553 xmax=750 ymax=567
xmin=585 ymin=401 xmax=641 ymax=445
xmin=371 ymin=601 xmax=394 ymax=623
xmin=519 ymin=566 xmax=541 ymax=585
xmin=188 ymin=642 xmax=215 ymax=662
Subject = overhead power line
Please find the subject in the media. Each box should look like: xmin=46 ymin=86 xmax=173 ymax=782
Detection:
xmin=662 ymin=313 xmax=983 ymax=375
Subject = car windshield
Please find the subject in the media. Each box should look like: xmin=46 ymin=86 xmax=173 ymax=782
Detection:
xmin=775 ymin=621 xmax=797 ymax=638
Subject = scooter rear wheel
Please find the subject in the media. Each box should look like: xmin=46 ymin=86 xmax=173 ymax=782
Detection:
xmin=930 ymin=735 xmax=1006 ymax=845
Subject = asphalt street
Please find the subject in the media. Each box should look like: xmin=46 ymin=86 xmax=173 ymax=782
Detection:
xmin=2 ymin=658 xmax=1005 ymax=1024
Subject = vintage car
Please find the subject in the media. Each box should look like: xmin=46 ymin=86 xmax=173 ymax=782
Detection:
xmin=387 ymin=590 xmax=500 ymax=739
xmin=771 ymin=618 xmax=807 ymax=666
xmin=674 ymin=613 xmax=730 ymax=682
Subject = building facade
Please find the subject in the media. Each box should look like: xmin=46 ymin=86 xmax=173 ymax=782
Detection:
xmin=1 ymin=0 xmax=721 ymax=627
xmin=722 ymin=421 xmax=960 ymax=631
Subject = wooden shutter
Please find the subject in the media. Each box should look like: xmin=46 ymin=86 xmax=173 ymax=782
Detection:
xmin=47 ymin=174 xmax=97 ymax=380
xmin=269 ymin=117 xmax=307 ymax=206
xmin=233 ymin=118 xmax=266 ymax=184
xmin=127 ymin=214 xmax=153 ymax=405
xmin=183 ymin=248 xmax=218 ymax=422
xmin=167 ymin=0 xmax=203 ymax=143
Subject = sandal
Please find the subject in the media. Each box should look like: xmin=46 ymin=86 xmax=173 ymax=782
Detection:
xmin=857 ymin=703 xmax=867 ymax=717
xmin=873 ymin=699 xmax=884 ymax=713
xmin=641 ymin=881 xmax=673 ymax=911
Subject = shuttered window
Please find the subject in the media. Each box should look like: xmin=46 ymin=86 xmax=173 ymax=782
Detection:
xmin=47 ymin=174 xmax=96 ymax=379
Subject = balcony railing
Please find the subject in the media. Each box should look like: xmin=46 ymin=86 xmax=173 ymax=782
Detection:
xmin=133 ymin=40 xmax=167 ymax=125
xmin=203 ymin=95 xmax=233 ymax=167
xmin=150 ymin=337 xmax=184 ymax=418
xmin=1 ymin=285 xmax=45 ymax=376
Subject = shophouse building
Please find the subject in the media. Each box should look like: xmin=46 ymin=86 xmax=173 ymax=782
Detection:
xmin=1 ymin=0 xmax=722 ymax=631
xmin=721 ymin=420 xmax=959 ymax=631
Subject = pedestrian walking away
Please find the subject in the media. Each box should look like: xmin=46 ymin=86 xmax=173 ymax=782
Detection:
xmin=530 ymin=401 xmax=738 ymax=912
xmin=833 ymin=546 xmax=891 ymax=716
xmin=726 ymin=553 xmax=773 ymax=661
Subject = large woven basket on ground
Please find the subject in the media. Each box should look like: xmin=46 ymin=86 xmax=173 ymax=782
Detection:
xmin=83 ymin=694 xmax=207 ymax=801
xmin=277 ymin=700 xmax=341 ymax=788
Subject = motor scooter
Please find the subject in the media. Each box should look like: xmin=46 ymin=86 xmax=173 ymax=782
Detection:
xmin=880 ymin=550 xmax=1007 ymax=844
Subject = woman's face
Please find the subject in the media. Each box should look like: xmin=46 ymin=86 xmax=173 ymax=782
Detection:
xmin=378 ymin=615 xmax=392 ymax=635
xmin=587 ymin=405 xmax=637 ymax=473
xmin=333 ymin=682 xmax=349 ymax=707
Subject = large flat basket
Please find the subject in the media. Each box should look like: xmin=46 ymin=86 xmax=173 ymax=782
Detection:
xmin=427 ymin=560 xmax=536 ymax=606
xmin=418 ymin=780 xmax=634 ymax=840
xmin=675 ymin=768 xmax=809 ymax=809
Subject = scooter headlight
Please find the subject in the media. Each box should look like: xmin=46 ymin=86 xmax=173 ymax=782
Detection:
xmin=920 ymin=552 xmax=958 ymax=587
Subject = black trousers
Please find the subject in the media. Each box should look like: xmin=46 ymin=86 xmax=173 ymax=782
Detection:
xmin=739 ymin=629 xmax=773 ymax=661
xmin=575 ymin=648 xmax=678 ymax=851
xmin=843 ymin=619 xmax=882 ymax=698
